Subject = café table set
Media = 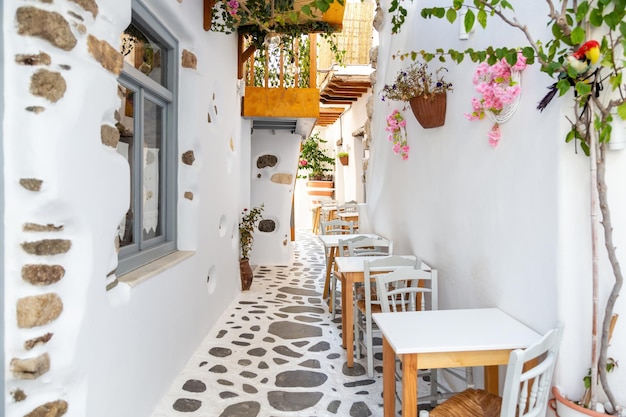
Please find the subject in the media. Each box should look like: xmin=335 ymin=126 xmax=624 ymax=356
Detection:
xmin=317 ymin=232 xmax=543 ymax=417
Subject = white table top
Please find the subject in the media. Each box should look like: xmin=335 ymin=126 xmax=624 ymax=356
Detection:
xmin=373 ymin=308 xmax=541 ymax=355
xmin=317 ymin=233 xmax=380 ymax=248
xmin=335 ymin=255 xmax=417 ymax=273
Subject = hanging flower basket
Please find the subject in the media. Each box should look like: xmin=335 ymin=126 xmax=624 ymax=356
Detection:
xmin=409 ymin=92 xmax=447 ymax=129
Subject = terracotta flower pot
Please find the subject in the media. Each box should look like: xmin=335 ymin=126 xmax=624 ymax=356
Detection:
xmin=306 ymin=180 xmax=334 ymax=197
xmin=550 ymin=386 xmax=611 ymax=417
xmin=239 ymin=258 xmax=253 ymax=291
xmin=339 ymin=156 xmax=349 ymax=166
xmin=409 ymin=92 xmax=447 ymax=129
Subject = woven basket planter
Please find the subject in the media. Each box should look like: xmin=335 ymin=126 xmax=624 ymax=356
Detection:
xmin=409 ymin=92 xmax=447 ymax=129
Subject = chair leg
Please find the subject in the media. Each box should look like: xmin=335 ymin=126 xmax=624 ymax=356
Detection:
xmin=330 ymin=273 xmax=337 ymax=320
xmin=429 ymin=368 xmax=439 ymax=408
xmin=365 ymin=315 xmax=374 ymax=377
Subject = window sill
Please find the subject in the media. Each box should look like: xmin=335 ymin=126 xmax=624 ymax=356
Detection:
xmin=118 ymin=251 xmax=195 ymax=288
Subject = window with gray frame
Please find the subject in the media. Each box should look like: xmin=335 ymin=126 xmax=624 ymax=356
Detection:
xmin=116 ymin=1 xmax=178 ymax=275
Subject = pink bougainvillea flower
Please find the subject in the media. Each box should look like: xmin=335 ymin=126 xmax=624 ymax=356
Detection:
xmin=467 ymin=52 xmax=526 ymax=147
xmin=299 ymin=159 xmax=308 ymax=167
xmin=488 ymin=123 xmax=501 ymax=148
xmin=386 ymin=109 xmax=410 ymax=159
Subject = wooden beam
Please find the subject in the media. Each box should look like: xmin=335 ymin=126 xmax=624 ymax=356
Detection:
xmin=238 ymin=34 xmax=256 ymax=80
xmin=203 ymin=0 xmax=216 ymax=31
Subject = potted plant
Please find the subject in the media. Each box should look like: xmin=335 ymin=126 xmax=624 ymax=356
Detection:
xmin=298 ymin=132 xmax=336 ymax=197
xmin=238 ymin=204 xmax=264 ymax=290
xmin=337 ymin=151 xmax=349 ymax=166
xmin=380 ymin=60 xmax=453 ymax=128
xmin=206 ymin=0 xmax=344 ymax=49
xmin=412 ymin=1 xmax=624 ymax=414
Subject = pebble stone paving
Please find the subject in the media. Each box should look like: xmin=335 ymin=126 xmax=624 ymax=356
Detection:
xmin=151 ymin=230 xmax=434 ymax=417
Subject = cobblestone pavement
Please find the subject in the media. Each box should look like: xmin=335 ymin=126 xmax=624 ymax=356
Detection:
xmin=151 ymin=230 xmax=433 ymax=417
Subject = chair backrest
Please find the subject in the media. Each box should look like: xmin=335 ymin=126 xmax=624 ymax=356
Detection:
xmin=375 ymin=267 xmax=438 ymax=312
xmin=337 ymin=235 xmax=368 ymax=257
xmin=347 ymin=237 xmax=393 ymax=256
xmin=320 ymin=219 xmax=354 ymax=235
xmin=337 ymin=201 xmax=358 ymax=214
xmin=499 ymin=323 xmax=564 ymax=417
xmin=360 ymin=256 xmax=420 ymax=315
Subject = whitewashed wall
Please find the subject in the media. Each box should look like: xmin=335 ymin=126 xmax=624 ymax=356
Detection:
xmin=3 ymin=1 xmax=245 ymax=416
xmin=371 ymin=0 xmax=625 ymax=404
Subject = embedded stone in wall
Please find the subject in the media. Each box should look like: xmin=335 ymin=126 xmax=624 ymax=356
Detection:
xmin=11 ymin=388 xmax=27 ymax=402
xmin=26 ymin=106 xmax=46 ymax=114
xmin=87 ymin=34 xmax=123 ymax=75
xmin=369 ymin=46 xmax=378 ymax=69
xmin=182 ymin=50 xmax=197 ymax=69
xmin=17 ymin=7 xmax=77 ymax=51
xmin=184 ymin=192 xmax=193 ymax=200
xmin=258 ymin=219 xmax=276 ymax=233
xmin=20 ymin=178 xmax=43 ymax=191
xmin=17 ymin=293 xmax=63 ymax=328
xmin=30 ymin=69 xmax=66 ymax=103
xmin=182 ymin=150 xmax=195 ymax=165
xmin=69 ymin=0 xmax=99 ymax=17
xmin=73 ymin=22 xmax=87 ymax=35
xmin=373 ymin=6 xmax=384 ymax=32
xmin=270 ymin=173 xmax=293 ymax=185
xmin=101 ymin=124 xmax=120 ymax=148
xmin=16 ymin=52 xmax=51 ymax=66
xmin=10 ymin=353 xmax=50 ymax=379
xmin=23 ymin=223 xmax=63 ymax=232
xmin=22 ymin=264 xmax=65 ymax=285
xmin=24 ymin=332 xmax=53 ymax=350
xmin=24 ymin=399 xmax=68 ymax=417
xmin=257 ymin=154 xmax=278 ymax=168
xmin=21 ymin=239 xmax=71 ymax=255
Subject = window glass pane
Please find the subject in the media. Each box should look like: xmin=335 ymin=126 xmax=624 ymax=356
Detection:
xmin=116 ymin=83 xmax=136 ymax=248
xmin=120 ymin=23 xmax=167 ymax=87
xmin=142 ymin=98 xmax=163 ymax=242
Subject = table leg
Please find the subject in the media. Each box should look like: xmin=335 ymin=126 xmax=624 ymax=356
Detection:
xmin=484 ymin=365 xmax=499 ymax=395
xmin=382 ymin=337 xmax=396 ymax=417
xmin=323 ymin=247 xmax=335 ymax=299
xmin=344 ymin=272 xmax=354 ymax=367
xmin=341 ymin=273 xmax=347 ymax=348
xmin=402 ymin=353 xmax=418 ymax=417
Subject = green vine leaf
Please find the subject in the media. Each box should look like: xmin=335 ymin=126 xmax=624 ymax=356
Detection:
xmin=590 ymin=8 xmax=604 ymax=26
xmin=477 ymin=9 xmax=487 ymax=29
xmin=575 ymin=80 xmax=592 ymax=96
xmin=464 ymin=8 xmax=476 ymax=33
xmin=556 ymin=78 xmax=572 ymax=96
xmin=570 ymin=26 xmax=586 ymax=44
xmin=617 ymin=102 xmax=626 ymax=120
xmin=446 ymin=7 xmax=457 ymax=23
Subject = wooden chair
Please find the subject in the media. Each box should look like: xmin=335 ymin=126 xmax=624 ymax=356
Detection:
xmin=329 ymin=235 xmax=369 ymax=320
xmin=347 ymin=236 xmax=393 ymax=257
xmin=320 ymin=219 xmax=354 ymax=236
xmin=425 ymin=323 xmax=564 ymax=417
xmin=355 ymin=256 xmax=418 ymax=377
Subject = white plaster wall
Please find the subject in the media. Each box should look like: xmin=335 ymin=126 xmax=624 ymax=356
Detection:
xmin=249 ymin=131 xmax=301 ymax=265
xmin=3 ymin=1 xmax=244 ymax=416
xmin=371 ymin=0 xmax=625 ymax=403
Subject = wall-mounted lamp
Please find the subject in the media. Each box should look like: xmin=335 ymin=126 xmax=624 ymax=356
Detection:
xmin=459 ymin=7 xmax=472 ymax=40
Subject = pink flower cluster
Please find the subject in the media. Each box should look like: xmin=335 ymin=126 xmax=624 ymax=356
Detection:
xmin=385 ymin=110 xmax=409 ymax=160
xmin=227 ymin=0 xmax=239 ymax=16
xmin=299 ymin=159 xmax=308 ymax=167
xmin=465 ymin=52 xmax=527 ymax=148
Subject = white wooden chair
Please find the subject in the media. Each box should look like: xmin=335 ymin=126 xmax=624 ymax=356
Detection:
xmin=347 ymin=236 xmax=393 ymax=257
xmin=355 ymin=256 xmax=418 ymax=377
xmin=426 ymin=323 xmax=564 ymax=417
xmin=329 ymin=235 xmax=368 ymax=320
xmin=375 ymin=267 xmax=441 ymax=405
xmin=320 ymin=219 xmax=354 ymax=236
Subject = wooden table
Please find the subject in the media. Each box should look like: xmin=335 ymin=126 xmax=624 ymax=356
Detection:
xmin=373 ymin=308 xmax=541 ymax=417
xmin=317 ymin=233 xmax=379 ymax=299
xmin=334 ymin=254 xmax=416 ymax=368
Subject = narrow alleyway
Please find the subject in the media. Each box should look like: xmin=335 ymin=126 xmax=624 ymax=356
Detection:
xmin=151 ymin=230 xmax=431 ymax=417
